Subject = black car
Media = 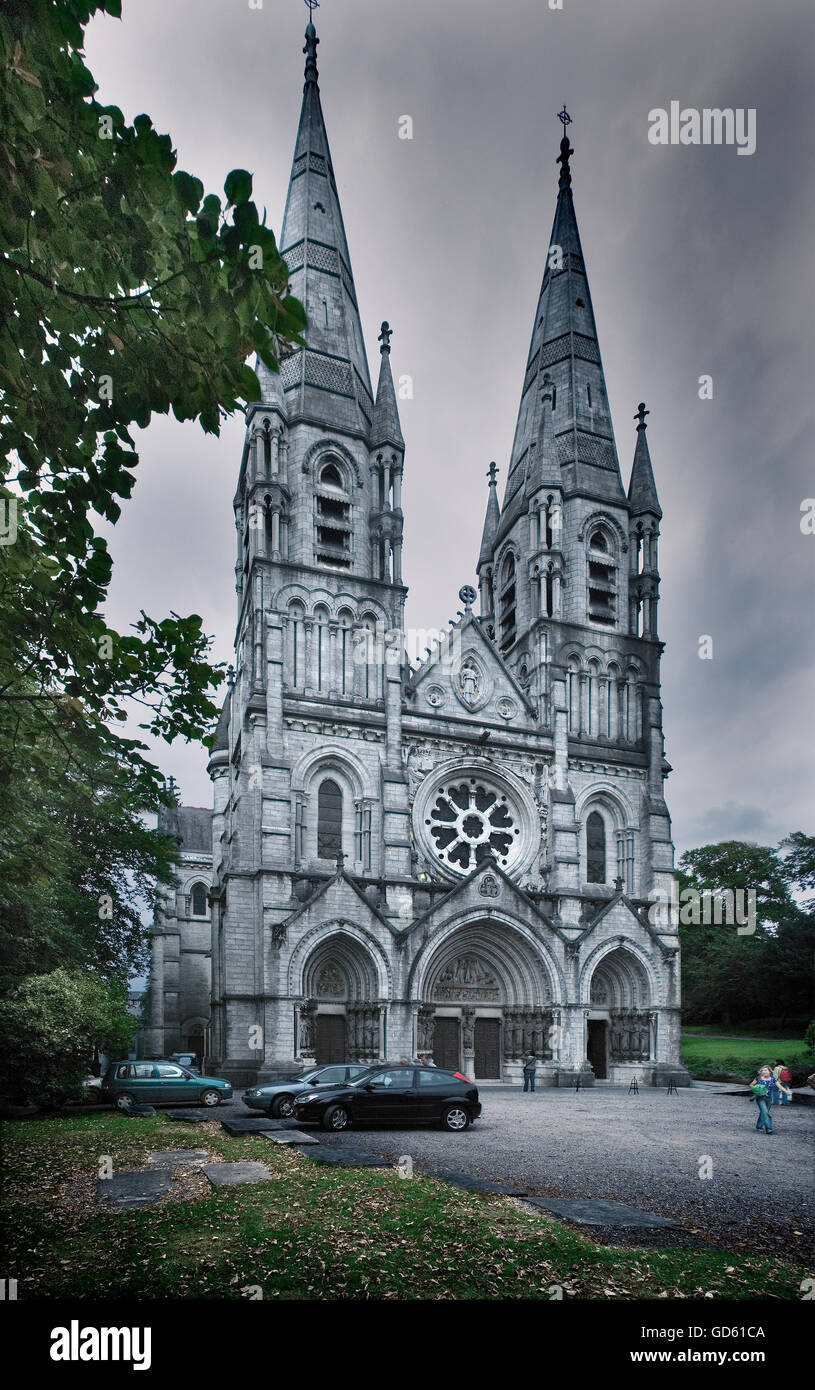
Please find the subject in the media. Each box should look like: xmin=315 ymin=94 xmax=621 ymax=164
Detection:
xmin=243 ymin=1063 xmax=371 ymax=1117
xmin=294 ymin=1064 xmax=481 ymax=1132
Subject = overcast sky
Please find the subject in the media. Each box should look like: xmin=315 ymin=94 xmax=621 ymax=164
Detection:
xmin=85 ymin=0 xmax=814 ymax=859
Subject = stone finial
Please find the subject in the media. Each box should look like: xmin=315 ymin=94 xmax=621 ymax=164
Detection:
xmin=378 ymin=321 xmax=393 ymax=354
xmin=303 ymin=13 xmax=320 ymax=85
xmin=486 ymin=461 xmax=498 ymax=487
xmin=556 ymin=108 xmax=574 ymax=190
xmin=635 ymin=402 xmax=650 ymax=431
xmin=458 ymin=584 xmax=477 ymax=610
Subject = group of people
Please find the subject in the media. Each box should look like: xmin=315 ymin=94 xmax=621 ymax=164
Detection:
xmin=750 ymin=1059 xmax=793 ymax=1134
xmin=399 ymin=1053 xmax=437 ymax=1067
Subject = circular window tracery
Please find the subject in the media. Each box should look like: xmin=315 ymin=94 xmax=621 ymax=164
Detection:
xmin=413 ymin=760 xmax=539 ymax=880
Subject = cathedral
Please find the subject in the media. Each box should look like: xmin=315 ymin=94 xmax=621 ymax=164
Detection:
xmin=143 ymin=21 xmax=689 ymax=1088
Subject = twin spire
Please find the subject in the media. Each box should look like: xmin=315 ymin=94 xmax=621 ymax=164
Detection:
xmin=483 ymin=114 xmax=660 ymax=556
xmin=256 ymin=16 xmax=402 ymax=453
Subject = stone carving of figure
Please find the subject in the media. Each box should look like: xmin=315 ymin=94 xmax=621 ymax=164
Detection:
xmin=462 ymin=1008 xmax=475 ymax=1050
xmin=317 ymin=962 xmax=344 ymax=997
xmin=458 ymin=661 xmax=480 ymax=705
xmin=298 ymin=1001 xmax=316 ymax=1052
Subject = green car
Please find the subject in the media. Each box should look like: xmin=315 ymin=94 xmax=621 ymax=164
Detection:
xmin=102 ymin=1060 xmax=232 ymax=1110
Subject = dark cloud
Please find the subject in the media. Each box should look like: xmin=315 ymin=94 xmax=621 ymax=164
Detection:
xmin=86 ymin=0 xmax=814 ymax=858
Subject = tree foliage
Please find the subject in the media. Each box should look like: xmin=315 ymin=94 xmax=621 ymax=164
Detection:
xmin=0 ymin=0 xmax=305 ymax=780
xmin=679 ymin=838 xmax=814 ymax=1025
xmin=0 ymin=1 xmax=306 ymax=1007
xmin=0 ymin=968 xmax=137 ymax=1105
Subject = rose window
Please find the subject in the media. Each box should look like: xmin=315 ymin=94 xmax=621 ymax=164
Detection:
xmin=426 ymin=779 xmax=521 ymax=872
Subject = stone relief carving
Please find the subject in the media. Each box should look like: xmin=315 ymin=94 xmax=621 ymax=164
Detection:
xmin=478 ymin=873 xmax=500 ymax=898
xmin=316 ymin=962 xmax=345 ymax=998
xmin=346 ymin=1002 xmax=380 ymax=1059
xmin=435 ymin=956 xmax=500 ymax=1002
xmin=503 ymin=1007 xmax=553 ymax=1059
xmin=609 ymin=1009 xmax=651 ymax=1061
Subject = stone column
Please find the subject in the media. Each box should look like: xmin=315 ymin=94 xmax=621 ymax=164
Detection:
xmin=271 ymin=508 xmax=281 ymax=558
xmin=392 ymin=467 xmax=402 ymax=511
xmin=393 ymin=539 xmax=403 ymax=585
xmin=304 ymin=619 xmax=315 ymax=695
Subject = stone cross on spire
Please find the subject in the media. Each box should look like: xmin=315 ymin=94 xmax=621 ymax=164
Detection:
xmin=556 ymin=106 xmax=574 ymax=189
xmin=378 ymin=320 xmax=393 ymax=354
xmin=303 ymin=1 xmax=320 ymax=84
xmin=635 ymin=402 xmax=650 ymax=430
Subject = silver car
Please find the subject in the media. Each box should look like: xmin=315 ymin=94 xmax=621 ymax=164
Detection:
xmin=243 ymin=1064 xmax=371 ymax=1118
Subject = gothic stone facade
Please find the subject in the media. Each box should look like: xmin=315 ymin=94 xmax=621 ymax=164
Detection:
xmin=144 ymin=24 xmax=688 ymax=1088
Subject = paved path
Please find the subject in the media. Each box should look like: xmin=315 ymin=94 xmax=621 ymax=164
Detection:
xmin=230 ymin=1087 xmax=813 ymax=1263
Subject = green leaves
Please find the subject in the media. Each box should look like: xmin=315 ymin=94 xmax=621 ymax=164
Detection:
xmin=224 ymin=168 xmax=253 ymax=207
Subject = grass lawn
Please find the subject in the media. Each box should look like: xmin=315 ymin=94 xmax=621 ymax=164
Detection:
xmin=0 ymin=1112 xmax=807 ymax=1301
xmin=681 ymin=1031 xmax=810 ymax=1081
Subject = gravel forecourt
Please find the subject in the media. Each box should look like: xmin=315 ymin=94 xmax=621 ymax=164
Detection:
xmin=234 ymin=1086 xmax=813 ymax=1265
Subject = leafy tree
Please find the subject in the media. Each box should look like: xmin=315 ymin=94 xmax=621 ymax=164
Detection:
xmin=0 ymin=0 xmax=305 ymax=782
xmin=779 ymin=831 xmax=815 ymax=909
xmin=0 ymin=1 xmax=306 ymax=997
xmin=679 ymin=840 xmax=813 ymax=1026
xmin=0 ymin=702 xmax=179 ymax=986
xmin=0 ymin=969 xmax=137 ymax=1105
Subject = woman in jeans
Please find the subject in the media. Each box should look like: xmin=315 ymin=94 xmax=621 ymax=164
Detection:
xmin=751 ymin=1065 xmax=776 ymax=1134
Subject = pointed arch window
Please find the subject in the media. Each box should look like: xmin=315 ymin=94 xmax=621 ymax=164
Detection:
xmin=190 ymin=882 xmax=208 ymax=917
xmin=499 ymin=552 xmax=516 ymax=654
xmin=587 ymin=525 xmax=617 ymax=627
xmin=317 ymin=778 xmax=343 ymax=860
xmin=586 ymin=811 xmax=606 ymax=883
xmin=315 ymin=458 xmax=352 ymax=569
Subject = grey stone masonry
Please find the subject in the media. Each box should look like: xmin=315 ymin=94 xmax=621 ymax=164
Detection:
xmin=144 ymin=25 xmax=687 ymax=1091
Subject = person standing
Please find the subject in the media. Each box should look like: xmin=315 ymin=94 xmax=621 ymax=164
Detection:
xmin=751 ymin=1066 xmax=776 ymax=1134
xmin=522 ymin=1051 xmax=537 ymax=1093
xmin=772 ymin=1059 xmax=793 ymax=1105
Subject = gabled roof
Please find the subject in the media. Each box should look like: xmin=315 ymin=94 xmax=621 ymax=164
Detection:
xmin=402 ymin=856 xmax=559 ymax=942
xmin=408 ymin=611 xmax=537 ymax=722
xmin=277 ymin=865 xmax=395 ymax=940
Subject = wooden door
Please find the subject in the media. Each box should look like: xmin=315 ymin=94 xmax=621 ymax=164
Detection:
xmin=433 ymin=1017 xmax=460 ymax=1071
xmin=587 ymin=1020 xmax=607 ymax=1078
xmin=315 ymin=1013 xmax=346 ymax=1064
xmin=474 ymin=1018 xmax=501 ymax=1078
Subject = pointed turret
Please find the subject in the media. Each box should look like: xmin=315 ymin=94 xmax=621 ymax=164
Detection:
xmin=370 ymin=321 xmax=404 ymax=449
xmin=525 ymin=374 xmax=561 ymax=500
xmin=478 ymin=463 xmax=501 ymax=566
xmin=627 ymin=402 xmax=662 ymax=519
xmin=497 ymin=117 xmax=625 ymax=546
xmin=277 ymin=21 xmax=374 ymax=436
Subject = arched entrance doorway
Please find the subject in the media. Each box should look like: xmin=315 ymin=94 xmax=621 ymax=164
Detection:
xmin=587 ymin=946 xmax=653 ymax=1079
xmin=416 ymin=920 xmax=555 ymax=1080
xmin=299 ymin=932 xmax=382 ymax=1065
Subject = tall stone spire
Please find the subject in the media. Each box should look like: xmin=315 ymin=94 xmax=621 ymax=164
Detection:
xmin=628 ymin=402 xmax=662 ymax=519
xmin=497 ymin=116 xmax=625 ymax=544
xmin=276 ymin=20 xmax=374 ymax=436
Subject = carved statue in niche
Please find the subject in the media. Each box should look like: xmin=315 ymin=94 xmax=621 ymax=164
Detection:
xmin=458 ymin=660 xmax=480 ymax=706
xmin=462 ymin=1008 xmax=475 ymax=1050
xmin=298 ymin=1000 xmax=316 ymax=1052
xmin=609 ymin=1008 xmax=651 ymax=1061
xmin=417 ymin=1005 xmax=435 ymax=1053
xmin=316 ymin=961 xmax=344 ymax=998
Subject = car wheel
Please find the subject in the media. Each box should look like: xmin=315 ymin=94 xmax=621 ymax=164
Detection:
xmin=272 ymin=1094 xmax=295 ymax=1119
xmin=200 ymin=1088 xmax=222 ymax=1107
xmin=115 ymin=1092 xmax=136 ymax=1111
xmin=441 ymin=1104 xmax=470 ymax=1132
xmin=322 ymin=1104 xmax=349 ymax=1132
